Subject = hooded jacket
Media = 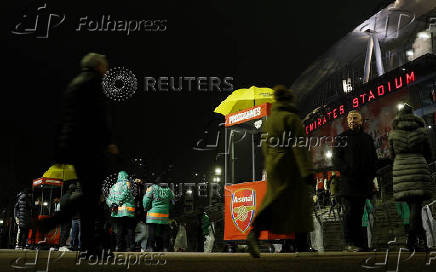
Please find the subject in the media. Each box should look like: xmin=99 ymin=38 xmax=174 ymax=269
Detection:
xmin=106 ymin=171 xmax=136 ymax=218
xmin=389 ymin=107 xmax=434 ymax=201
xmin=14 ymin=191 xmax=32 ymax=228
xmin=143 ymin=184 xmax=174 ymax=224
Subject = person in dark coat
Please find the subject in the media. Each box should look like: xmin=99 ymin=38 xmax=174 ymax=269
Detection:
xmin=333 ymin=110 xmax=378 ymax=252
xmin=246 ymin=86 xmax=314 ymax=258
xmin=388 ymin=103 xmax=434 ymax=250
xmin=37 ymin=53 xmax=118 ymax=255
xmin=14 ymin=188 xmax=32 ymax=249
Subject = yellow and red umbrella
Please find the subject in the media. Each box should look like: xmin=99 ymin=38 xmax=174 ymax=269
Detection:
xmin=43 ymin=164 xmax=77 ymax=181
xmin=214 ymin=86 xmax=275 ymax=116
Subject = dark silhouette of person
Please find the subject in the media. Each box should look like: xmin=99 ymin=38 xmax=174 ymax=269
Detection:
xmin=37 ymin=53 xmax=118 ymax=255
xmin=247 ymin=86 xmax=314 ymax=258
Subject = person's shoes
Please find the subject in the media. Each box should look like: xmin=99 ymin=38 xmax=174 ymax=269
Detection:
xmin=59 ymin=246 xmax=71 ymax=251
xmin=162 ymin=248 xmax=169 ymax=252
xmin=344 ymin=245 xmax=364 ymax=252
xmin=296 ymin=247 xmax=318 ymax=253
xmin=15 ymin=246 xmax=23 ymax=250
xmin=246 ymin=231 xmax=260 ymax=258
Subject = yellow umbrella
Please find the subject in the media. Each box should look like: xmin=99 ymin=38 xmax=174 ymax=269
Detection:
xmin=214 ymin=86 xmax=275 ymax=115
xmin=43 ymin=164 xmax=78 ymax=181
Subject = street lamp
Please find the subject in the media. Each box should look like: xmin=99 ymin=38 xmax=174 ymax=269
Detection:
xmin=215 ymin=167 xmax=222 ymax=175
xmin=325 ymin=150 xmax=333 ymax=160
xmin=397 ymin=103 xmax=404 ymax=110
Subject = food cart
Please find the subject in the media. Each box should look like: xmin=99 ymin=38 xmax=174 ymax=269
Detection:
xmin=28 ymin=177 xmax=63 ymax=246
xmin=27 ymin=164 xmax=77 ymax=247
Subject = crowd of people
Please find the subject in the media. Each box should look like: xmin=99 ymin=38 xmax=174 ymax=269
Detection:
xmin=3 ymin=54 xmax=435 ymax=257
xmin=11 ymin=170 xmax=212 ymax=253
xmin=246 ymin=86 xmax=434 ymax=257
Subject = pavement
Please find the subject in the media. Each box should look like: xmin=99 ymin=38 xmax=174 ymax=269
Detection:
xmin=1 ymin=249 xmax=436 ymax=272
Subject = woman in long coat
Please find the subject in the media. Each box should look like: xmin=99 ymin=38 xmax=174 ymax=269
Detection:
xmin=247 ymin=86 xmax=314 ymax=257
xmin=389 ymin=103 xmax=434 ymax=250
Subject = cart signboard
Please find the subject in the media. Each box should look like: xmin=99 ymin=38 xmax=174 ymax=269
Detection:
xmin=224 ymin=181 xmax=293 ymax=240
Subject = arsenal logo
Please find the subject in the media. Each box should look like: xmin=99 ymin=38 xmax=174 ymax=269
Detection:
xmin=231 ymin=188 xmax=256 ymax=233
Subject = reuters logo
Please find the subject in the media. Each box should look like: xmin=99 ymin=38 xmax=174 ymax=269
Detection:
xmin=102 ymin=67 xmax=138 ymax=102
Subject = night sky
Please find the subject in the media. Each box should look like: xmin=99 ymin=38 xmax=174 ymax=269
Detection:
xmin=0 ymin=0 xmax=388 ymax=207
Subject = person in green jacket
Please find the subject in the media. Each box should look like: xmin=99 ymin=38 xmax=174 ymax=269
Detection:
xmin=247 ymin=85 xmax=314 ymax=258
xmin=106 ymin=171 xmax=136 ymax=251
xmin=143 ymin=183 xmax=175 ymax=251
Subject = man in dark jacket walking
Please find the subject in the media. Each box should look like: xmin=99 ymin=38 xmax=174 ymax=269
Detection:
xmin=38 ymin=53 xmax=118 ymax=254
xmin=333 ymin=110 xmax=378 ymax=252
xmin=14 ymin=188 xmax=32 ymax=249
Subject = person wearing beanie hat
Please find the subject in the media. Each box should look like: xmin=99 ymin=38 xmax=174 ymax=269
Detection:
xmin=246 ymin=85 xmax=314 ymax=257
xmin=389 ymin=103 xmax=434 ymax=251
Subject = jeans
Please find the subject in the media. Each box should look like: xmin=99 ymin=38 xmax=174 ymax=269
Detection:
xmin=71 ymin=219 xmax=81 ymax=250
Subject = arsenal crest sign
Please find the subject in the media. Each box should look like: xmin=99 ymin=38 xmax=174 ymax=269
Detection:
xmin=231 ymin=188 xmax=256 ymax=233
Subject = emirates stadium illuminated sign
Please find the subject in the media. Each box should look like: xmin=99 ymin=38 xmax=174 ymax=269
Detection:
xmin=305 ymin=71 xmax=416 ymax=135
